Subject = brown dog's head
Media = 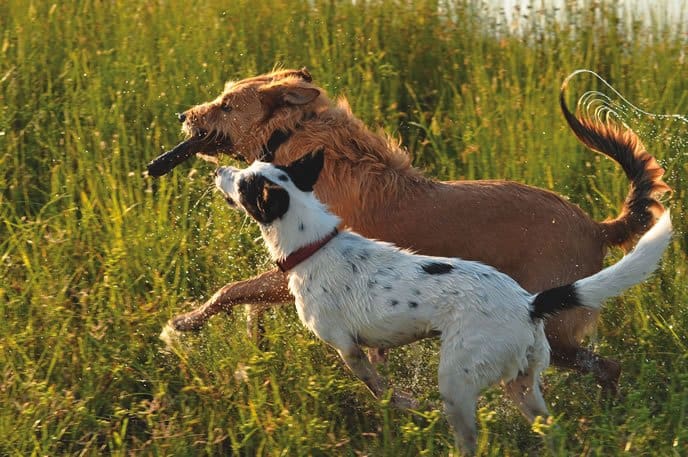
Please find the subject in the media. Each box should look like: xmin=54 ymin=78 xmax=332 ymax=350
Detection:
xmin=147 ymin=68 xmax=322 ymax=177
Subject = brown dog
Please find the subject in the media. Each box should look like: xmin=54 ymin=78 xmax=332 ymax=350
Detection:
xmin=149 ymin=68 xmax=670 ymax=390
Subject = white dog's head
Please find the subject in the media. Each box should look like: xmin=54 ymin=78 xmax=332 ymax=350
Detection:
xmin=214 ymin=150 xmax=340 ymax=261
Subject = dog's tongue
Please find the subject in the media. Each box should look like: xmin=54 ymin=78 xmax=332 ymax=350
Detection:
xmin=146 ymin=135 xmax=231 ymax=177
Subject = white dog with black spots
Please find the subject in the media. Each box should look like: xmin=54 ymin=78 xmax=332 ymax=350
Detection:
xmin=213 ymin=150 xmax=671 ymax=454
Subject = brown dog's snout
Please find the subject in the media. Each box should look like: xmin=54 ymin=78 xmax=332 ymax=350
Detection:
xmin=177 ymin=112 xmax=186 ymax=123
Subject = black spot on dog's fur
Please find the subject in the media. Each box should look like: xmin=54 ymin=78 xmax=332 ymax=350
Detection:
xmin=278 ymin=174 xmax=289 ymax=182
xmin=350 ymin=263 xmax=358 ymax=274
xmin=421 ymin=262 xmax=454 ymax=275
xmin=390 ymin=300 xmax=399 ymax=306
xmin=409 ymin=301 xmax=419 ymax=308
xmin=413 ymin=289 xmax=421 ymax=296
xmin=298 ymin=222 xmax=305 ymax=231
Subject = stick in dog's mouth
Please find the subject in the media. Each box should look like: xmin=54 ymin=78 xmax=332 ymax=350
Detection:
xmin=146 ymin=132 xmax=232 ymax=177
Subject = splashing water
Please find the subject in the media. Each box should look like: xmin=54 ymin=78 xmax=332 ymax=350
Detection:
xmin=563 ymin=69 xmax=688 ymax=124
xmin=159 ymin=322 xmax=184 ymax=353
xmin=192 ymin=183 xmax=217 ymax=211
xmin=562 ymin=69 xmax=688 ymax=165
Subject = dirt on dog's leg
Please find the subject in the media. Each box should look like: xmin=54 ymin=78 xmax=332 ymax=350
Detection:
xmin=170 ymin=268 xmax=291 ymax=331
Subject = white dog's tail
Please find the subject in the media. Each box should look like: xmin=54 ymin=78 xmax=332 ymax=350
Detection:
xmin=529 ymin=211 xmax=672 ymax=320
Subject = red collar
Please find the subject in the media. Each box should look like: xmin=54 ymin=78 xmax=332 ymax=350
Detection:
xmin=277 ymin=229 xmax=339 ymax=272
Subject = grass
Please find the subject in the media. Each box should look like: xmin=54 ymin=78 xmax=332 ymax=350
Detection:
xmin=1 ymin=0 xmax=687 ymax=455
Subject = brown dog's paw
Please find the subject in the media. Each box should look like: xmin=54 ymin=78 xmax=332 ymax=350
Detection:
xmin=170 ymin=310 xmax=208 ymax=332
xmin=597 ymin=357 xmax=622 ymax=397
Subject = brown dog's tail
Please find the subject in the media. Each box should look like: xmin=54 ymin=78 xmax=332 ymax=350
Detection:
xmin=560 ymin=81 xmax=671 ymax=252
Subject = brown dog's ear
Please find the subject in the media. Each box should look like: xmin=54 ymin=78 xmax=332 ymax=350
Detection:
xmin=283 ymin=86 xmax=319 ymax=105
xmin=239 ymin=175 xmax=290 ymax=224
xmin=279 ymin=149 xmax=325 ymax=192
xmin=260 ymin=82 xmax=320 ymax=108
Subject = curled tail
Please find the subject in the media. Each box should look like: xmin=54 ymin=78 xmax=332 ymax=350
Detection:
xmin=530 ymin=211 xmax=671 ymax=320
xmin=560 ymin=79 xmax=672 ymax=251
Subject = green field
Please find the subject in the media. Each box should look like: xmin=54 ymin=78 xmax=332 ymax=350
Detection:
xmin=1 ymin=0 xmax=687 ymax=455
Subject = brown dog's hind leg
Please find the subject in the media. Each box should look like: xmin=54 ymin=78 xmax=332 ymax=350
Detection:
xmin=545 ymin=307 xmax=621 ymax=393
xmin=549 ymin=345 xmax=621 ymax=394
xmin=170 ymin=268 xmax=291 ymax=331
xmin=366 ymin=347 xmax=388 ymax=365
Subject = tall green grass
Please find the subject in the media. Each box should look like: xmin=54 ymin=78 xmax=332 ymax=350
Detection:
xmin=1 ymin=0 xmax=687 ymax=455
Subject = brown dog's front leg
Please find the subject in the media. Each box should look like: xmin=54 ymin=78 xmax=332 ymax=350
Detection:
xmin=170 ymin=268 xmax=291 ymax=331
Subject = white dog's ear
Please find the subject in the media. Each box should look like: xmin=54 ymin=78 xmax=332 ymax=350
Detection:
xmin=282 ymin=149 xmax=325 ymax=192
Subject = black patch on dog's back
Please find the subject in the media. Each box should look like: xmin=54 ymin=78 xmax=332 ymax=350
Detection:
xmin=421 ymin=262 xmax=454 ymax=275
xmin=529 ymin=284 xmax=582 ymax=321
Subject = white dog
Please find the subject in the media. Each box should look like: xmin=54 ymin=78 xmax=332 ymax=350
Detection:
xmin=214 ymin=150 xmax=671 ymax=453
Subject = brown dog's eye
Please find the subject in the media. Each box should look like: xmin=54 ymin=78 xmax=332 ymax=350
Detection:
xmin=220 ymin=104 xmax=232 ymax=113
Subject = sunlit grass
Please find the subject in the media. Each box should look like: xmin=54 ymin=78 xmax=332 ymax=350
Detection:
xmin=1 ymin=0 xmax=687 ymax=455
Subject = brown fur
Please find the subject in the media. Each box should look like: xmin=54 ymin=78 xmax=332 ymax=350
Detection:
xmin=165 ymin=68 xmax=670 ymax=391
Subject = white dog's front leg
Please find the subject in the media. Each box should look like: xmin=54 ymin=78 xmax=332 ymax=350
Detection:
xmin=336 ymin=345 xmax=417 ymax=410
